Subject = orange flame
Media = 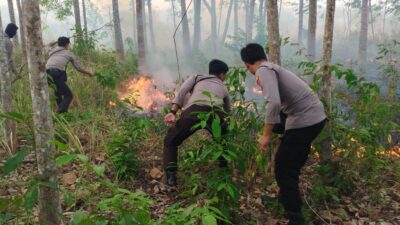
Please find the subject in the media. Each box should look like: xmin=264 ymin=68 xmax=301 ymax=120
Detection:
xmin=118 ymin=75 xmax=168 ymax=112
xmin=109 ymin=101 xmax=117 ymax=107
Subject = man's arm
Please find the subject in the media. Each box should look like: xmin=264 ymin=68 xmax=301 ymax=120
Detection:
xmin=4 ymin=38 xmax=17 ymax=74
xmin=171 ymin=75 xmax=196 ymax=108
xmin=70 ymin=53 xmax=95 ymax=77
xmin=257 ymin=67 xmax=281 ymax=151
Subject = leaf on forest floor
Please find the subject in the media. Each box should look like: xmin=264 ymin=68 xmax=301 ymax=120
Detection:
xmin=149 ymin=168 xmax=163 ymax=179
xmin=62 ymin=172 xmax=77 ymax=185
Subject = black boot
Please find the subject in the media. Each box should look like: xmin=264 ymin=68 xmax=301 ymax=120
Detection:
xmin=166 ymin=171 xmax=177 ymax=187
xmin=286 ymin=212 xmax=305 ymax=225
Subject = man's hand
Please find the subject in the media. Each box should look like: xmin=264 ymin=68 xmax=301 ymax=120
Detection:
xmin=164 ymin=113 xmax=176 ymax=124
xmin=87 ymin=71 xmax=96 ymax=77
xmin=258 ymin=134 xmax=271 ymax=152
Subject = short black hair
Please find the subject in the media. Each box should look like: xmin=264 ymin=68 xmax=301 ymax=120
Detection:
xmin=240 ymin=43 xmax=267 ymax=65
xmin=58 ymin=36 xmax=70 ymax=47
xmin=5 ymin=23 xmax=18 ymax=38
xmin=209 ymin=59 xmax=229 ymax=76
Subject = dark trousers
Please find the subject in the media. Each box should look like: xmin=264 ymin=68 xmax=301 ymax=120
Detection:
xmin=163 ymin=104 xmax=227 ymax=172
xmin=47 ymin=69 xmax=73 ymax=113
xmin=275 ymin=120 xmax=326 ymax=220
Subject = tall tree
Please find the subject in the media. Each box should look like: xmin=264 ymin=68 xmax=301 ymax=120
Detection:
xmin=193 ymin=0 xmax=201 ymax=52
xmin=307 ymin=0 xmax=317 ymax=60
xmin=298 ymin=0 xmax=304 ymax=45
xmin=7 ymin=0 xmax=19 ymax=46
xmin=180 ymin=0 xmax=191 ymax=56
xmin=266 ymin=0 xmax=281 ymax=65
xmin=221 ymin=0 xmax=234 ymax=44
xmin=147 ymin=0 xmax=157 ymax=49
xmin=233 ymin=0 xmax=238 ymax=45
xmin=358 ymin=0 xmax=369 ymax=64
xmin=131 ymin=0 xmax=137 ymax=47
xmin=246 ymin=0 xmax=256 ymax=42
xmin=256 ymin=0 xmax=266 ymax=42
xmin=23 ymin=0 xmax=62 ymax=224
xmin=0 ymin=11 xmax=17 ymax=153
xmin=82 ymin=0 xmax=88 ymax=40
xmin=320 ymin=0 xmax=336 ymax=161
xmin=73 ymin=0 xmax=82 ymax=33
xmin=136 ymin=0 xmax=146 ymax=70
xmin=203 ymin=0 xmax=217 ymax=52
xmin=16 ymin=0 xmax=27 ymax=61
xmin=112 ymin=0 xmax=125 ymax=61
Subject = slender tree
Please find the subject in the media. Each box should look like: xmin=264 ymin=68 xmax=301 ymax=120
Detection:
xmin=256 ymin=0 xmax=266 ymax=41
xmin=358 ymin=0 xmax=369 ymax=64
xmin=73 ymin=0 xmax=82 ymax=33
xmin=113 ymin=0 xmax=125 ymax=61
xmin=298 ymin=0 xmax=304 ymax=45
xmin=221 ymin=0 xmax=233 ymax=44
xmin=7 ymin=0 xmax=19 ymax=46
xmin=307 ymin=0 xmax=317 ymax=60
xmin=0 ymin=11 xmax=17 ymax=153
xmin=320 ymin=0 xmax=336 ymax=161
xmin=136 ymin=0 xmax=146 ymax=70
xmin=131 ymin=0 xmax=137 ymax=47
xmin=233 ymin=0 xmax=238 ymax=45
xmin=203 ymin=0 xmax=218 ymax=52
xmin=246 ymin=0 xmax=256 ymax=42
xmin=16 ymin=0 xmax=27 ymax=61
xmin=180 ymin=0 xmax=191 ymax=57
xmin=266 ymin=0 xmax=281 ymax=65
xmin=82 ymin=0 xmax=88 ymax=40
xmin=147 ymin=0 xmax=156 ymax=49
xmin=193 ymin=0 xmax=201 ymax=52
xmin=23 ymin=0 xmax=62 ymax=223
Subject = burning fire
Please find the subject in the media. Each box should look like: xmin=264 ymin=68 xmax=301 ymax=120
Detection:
xmin=116 ymin=75 xmax=169 ymax=112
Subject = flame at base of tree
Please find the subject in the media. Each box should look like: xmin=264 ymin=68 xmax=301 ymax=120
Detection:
xmin=114 ymin=75 xmax=169 ymax=113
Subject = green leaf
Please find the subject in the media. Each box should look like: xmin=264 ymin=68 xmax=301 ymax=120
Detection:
xmin=24 ymin=187 xmax=38 ymax=210
xmin=56 ymin=154 xmax=79 ymax=167
xmin=49 ymin=140 xmax=70 ymax=151
xmin=77 ymin=154 xmax=89 ymax=163
xmin=71 ymin=211 xmax=95 ymax=225
xmin=202 ymin=214 xmax=217 ymax=225
xmin=92 ymin=165 xmax=105 ymax=176
xmin=0 ymin=112 xmax=26 ymax=122
xmin=0 ymin=198 xmax=10 ymax=212
xmin=211 ymin=115 xmax=221 ymax=138
xmin=3 ymin=148 xmax=30 ymax=175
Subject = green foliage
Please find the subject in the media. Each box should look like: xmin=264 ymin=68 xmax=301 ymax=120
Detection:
xmin=377 ymin=40 xmax=400 ymax=100
xmin=2 ymin=148 xmax=30 ymax=176
xmin=39 ymin=0 xmax=73 ymax=20
xmin=107 ymin=118 xmax=154 ymax=180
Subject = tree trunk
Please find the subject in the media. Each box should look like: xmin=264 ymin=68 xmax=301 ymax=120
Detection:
xmin=7 ymin=0 xmax=19 ymax=46
xmin=210 ymin=0 xmax=217 ymax=52
xmin=266 ymin=0 xmax=281 ymax=65
xmin=193 ymin=0 xmax=201 ymax=52
xmin=131 ymin=0 xmax=137 ymax=47
xmin=233 ymin=0 xmax=238 ymax=45
xmin=320 ymin=0 xmax=336 ymax=162
xmin=82 ymin=0 xmax=88 ymax=40
xmin=368 ymin=0 xmax=375 ymax=41
xmin=147 ymin=0 xmax=156 ymax=49
xmin=16 ymin=0 xmax=27 ymax=62
xmin=136 ymin=0 xmax=146 ymax=70
xmin=358 ymin=0 xmax=368 ymax=64
xmin=203 ymin=0 xmax=217 ymax=52
xmin=113 ymin=0 xmax=125 ymax=61
xmin=0 ymin=12 xmax=17 ymax=154
xmin=23 ymin=1 xmax=62 ymax=224
xmin=221 ymin=0 xmax=233 ymax=44
xmin=73 ymin=0 xmax=82 ymax=33
xmin=257 ymin=0 xmax=266 ymax=41
xmin=171 ymin=0 xmax=177 ymax=29
xmin=298 ymin=0 xmax=304 ymax=45
xmin=180 ymin=0 xmax=191 ymax=57
xmin=246 ymin=0 xmax=256 ymax=42
xmin=307 ymin=0 xmax=317 ymax=61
